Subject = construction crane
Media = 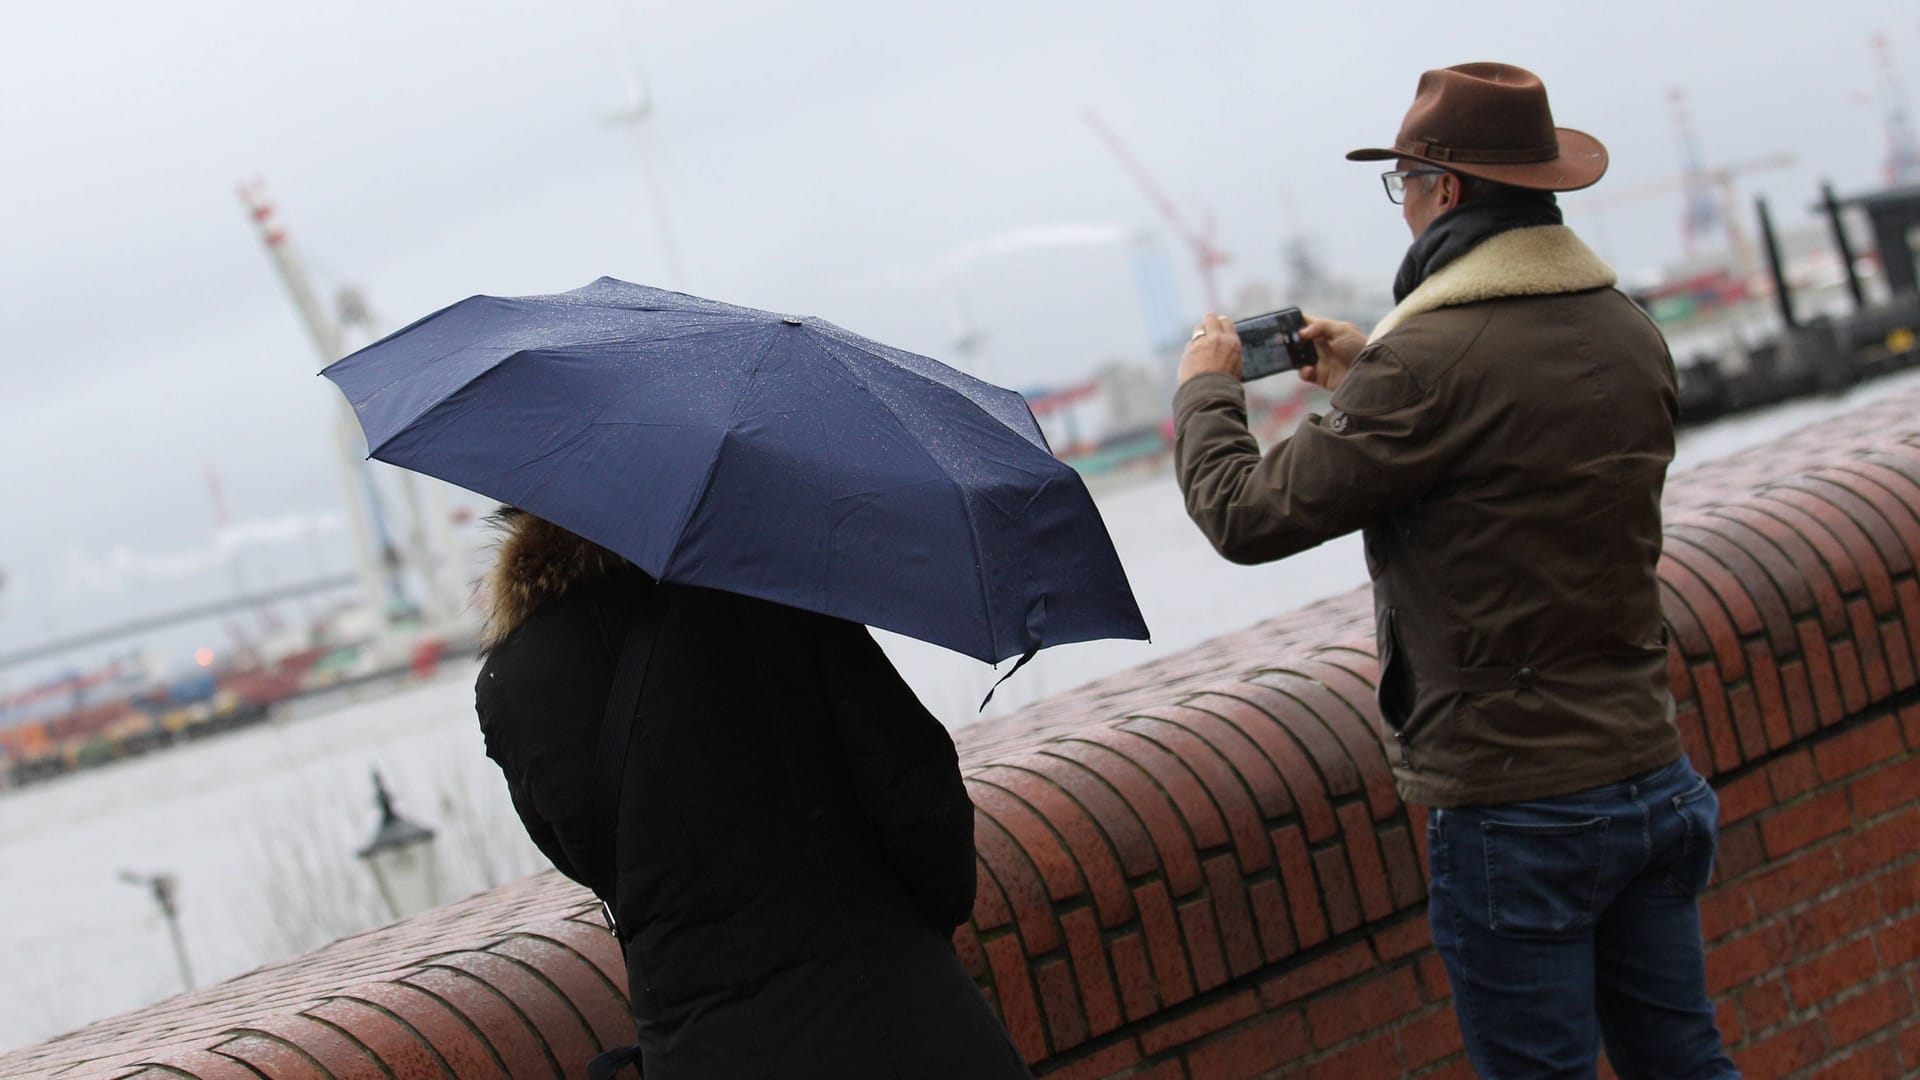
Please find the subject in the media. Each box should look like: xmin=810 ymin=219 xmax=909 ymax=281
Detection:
xmin=1083 ymin=110 xmax=1230 ymax=314
xmin=1870 ymin=32 xmax=1920 ymax=186
xmin=235 ymin=182 xmax=467 ymax=632
xmin=1572 ymin=145 xmax=1796 ymax=292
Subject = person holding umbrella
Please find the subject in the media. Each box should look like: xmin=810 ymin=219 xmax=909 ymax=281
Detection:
xmin=321 ymin=278 xmax=1147 ymax=1078
xmin=475 ymin=508 xmax=1031 ymax=1079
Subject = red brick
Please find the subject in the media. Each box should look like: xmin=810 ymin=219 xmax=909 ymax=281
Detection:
xmin=1811 ymin=1041 xmax=1903 ymax=1079
xmin=1847 ymin=755 xmax=1920 ymax=820
xmin=1139 ymin=989 xmax=1259 ymax=1056
xmin=1034 ymin=956 xmax=1090 ymax=1052
xmin=1372 ymin=915 xmax=1431 ymax=963
xmin=1789 ymin=881 xmax=1884 ymax=953
xmin=1398 ymin=1005 xmax=1464 ymax=1069
xmin=1733 ymin=1021 xmax=1826 ymax=1080
xmin=1336 ymin=803 xmax=1396 ymax=922
xmin=1182 ymin=1011 xmax=1309 ymax=1080
xmin=1739 ymin=978 xmax=1792 ymax=1035
xmin=1178 ymin=895 xmax=1231 ymax=993
xmin=1121 ymin=714 xmax=1272 ymax=872
xmin=1046 ymin=741 xmax=1206 ymax=896
xmin=1109 ymin=930 xmax=1161 ymax=1022
xmin=1295 ymin=1031 xmax=1402 ymax=1078
xmin=1730 ymin=685 xmax=1769 ymax=762
xmin=972 ymin=765 xmax=1138 ymax=927
xmin=1781 ymin=657 xmax=1820 ymax=739
xmin=1750 ymin=847 xmax=1845 ymax=914
xmin=1217 ymin=687 xmax=1341 ymax=842
xmin=974 ymin=814 xmax=1065 ymax=954
xmin=1883 ymin=862 xmax=1920 ymax=916
xmin=1084 ymin=728 xmax=1232 ymax=860
xmin=1816 ymin=716 xmax=1906 ymax=784
xmin=403 ymin=967 xmax=554 ymax=1080
xmin=1848 ymin=598 xmax=1894 ymax=700
xmin=1717 ymin=820 xmax=1766 ymax=881
xmin=1717 ymin=770 xmax=1774 ymax=825
xmin=1257 ymin=941 xmax=1377 ymax=1009
xmin=1759 ymin=789 xmax=1851 ymax=858
xmin=1879 ymin=913 xmax=1920 ymax=967
xmin=1306 ymin=967 xmax=1422 ymax=1048
xmin=1271 ymin=825 xmax=1329 ymax=949
xmin=1708 ymin=921 xmax=1792 ymax=995
xmin=1044 ymin=1040 xmax=1142 ymax=1080
xmin=1748 ymin=644 xmax=1794 ymax=750
xmin=1907 ymin=701 xmax=1920 ymax=750
xmin=1825 ymin=979 xmax=1912 ymax=1047
xmin=1700 ymin=884 xmax=1755 ymax=943
xmin=1833 ymin=639 xmax=1870 ymax=717
xmin=1717 ymin=996 xmax=1745 ymax=1047
xmin=1135 ymin=881 xmax=1196 ymax=1008
xmin=1694 ymin=663 xmax=1745 ymax=772
xmin=1247 ymin=878 xmax=1298 ymax=965
xmin=1378 ymin=824 xmax=1427 ymax=909
xmin=1800 ymin=621 xmax=1848 ymax=728
xmin=307 ymin=997 xmax=455 ymax=1080
xmin=1899 ymin=1016 xmax=1920 ymax=1071
xmin=984 ymin=932 xmax=1049 ymax=1063
xmin=1838 ymin=807 xmax=1920 ymax=875
xmin=1311 ymin=846 xmax=1365 ymax=935
xmin=1201 ymin=854 xmax=1264 ymax=979
xmin=210 ymin=1034 xmax=328 ymax=1080
xmin=1418 ymin=953 xmax=1453 ymax=1002
xmin=1767 ymin=751 xmax=1819 ymax=801
xmin=1787 ymin=937 xmax=1879 ymax=1006
xmin=1884 ymin=621 xmax=1917 ymax=694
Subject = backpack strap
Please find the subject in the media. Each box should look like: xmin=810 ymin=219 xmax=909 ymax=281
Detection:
xmin=586 ymin=584 xmax=672 ymax=1080
xmin=591 ymin=583 xmax=671 ymax=935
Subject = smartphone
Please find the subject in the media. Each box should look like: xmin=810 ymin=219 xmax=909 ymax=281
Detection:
xmin=1235 ymin=307 xmax=1315 ymax=381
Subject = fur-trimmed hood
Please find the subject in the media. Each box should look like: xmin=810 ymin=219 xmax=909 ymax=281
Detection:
xmin=1369 ymin=224 xmax=1616 ymax=341
xmin=481 ymin=508 xmax=631 ymax=651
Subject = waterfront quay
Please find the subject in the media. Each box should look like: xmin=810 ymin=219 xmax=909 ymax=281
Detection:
xmin=6 ymin=376 xmax=1920 ymax=1077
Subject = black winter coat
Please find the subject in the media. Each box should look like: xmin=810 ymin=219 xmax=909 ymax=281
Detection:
xmin=475 ymin=518 xmax=1029 ymax=1080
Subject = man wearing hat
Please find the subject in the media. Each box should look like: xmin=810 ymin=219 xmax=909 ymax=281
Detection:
xmin=1173 ymin=64 xmax=1738 ymax=1076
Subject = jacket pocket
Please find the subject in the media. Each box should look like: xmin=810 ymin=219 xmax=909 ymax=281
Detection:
xmin=1377 ymin=607 xmax=1415 ymax=731
xmin=1482 ymin=815 xmax=1611 ymax=939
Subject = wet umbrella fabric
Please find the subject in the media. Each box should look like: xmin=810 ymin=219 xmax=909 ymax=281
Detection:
xmin=321 ymin=277 xmax=1148 ymax=666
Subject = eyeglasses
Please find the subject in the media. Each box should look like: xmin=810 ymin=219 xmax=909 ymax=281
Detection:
xmin=1381 ymin=168 xmax=1448 ymax=205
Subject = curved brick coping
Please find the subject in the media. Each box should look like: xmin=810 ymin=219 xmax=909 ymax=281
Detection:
xmin=8 ymin=384 xmax=1920 ymax=1078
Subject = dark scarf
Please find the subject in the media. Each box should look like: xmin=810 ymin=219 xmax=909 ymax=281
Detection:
xmin=1392 ymin=187 xmax=1563 ymax=302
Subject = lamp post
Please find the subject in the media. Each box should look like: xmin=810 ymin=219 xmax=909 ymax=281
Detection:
xmin=355 ymin=769 xmax=439 ymax=920
xmin=118 ymin=870 xmax=194 ymax=992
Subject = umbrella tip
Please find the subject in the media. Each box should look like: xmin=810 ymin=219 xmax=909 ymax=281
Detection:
xmin=781 ymin=316 xmax=803 ymax=326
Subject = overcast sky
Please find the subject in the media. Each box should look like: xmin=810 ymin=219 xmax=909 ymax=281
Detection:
xmin=3 ymin=0 xmax=1916 ymax=677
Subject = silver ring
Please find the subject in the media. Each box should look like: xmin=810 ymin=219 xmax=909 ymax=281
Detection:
xmin=1190 ymin=327 xmax=1206 ymax=340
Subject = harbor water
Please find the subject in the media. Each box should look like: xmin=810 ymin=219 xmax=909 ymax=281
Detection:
xmin=4 ymin=368 xmax=1919 ymax=1052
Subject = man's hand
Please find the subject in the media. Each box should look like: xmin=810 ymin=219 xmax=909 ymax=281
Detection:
xmin=1297 ymin=315 xmax=1366 ymax=392
xmin=1176 ymin=313 xmax=1242 ymax=385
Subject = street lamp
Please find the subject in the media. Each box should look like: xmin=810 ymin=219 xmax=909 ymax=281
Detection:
xmin=118 ymin=869 xmax=194 ymax=992
xmin=355 ymin=769 xmax=439 ymax=919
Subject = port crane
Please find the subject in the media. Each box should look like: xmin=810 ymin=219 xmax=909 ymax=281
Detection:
xmin=1083 ymin=110 xmax=1230 ymax=315
xmin=236 ymin=182 xmax=468 ymax=633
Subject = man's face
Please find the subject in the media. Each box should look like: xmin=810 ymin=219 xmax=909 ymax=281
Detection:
xmin=1399 ymin=158 xmax=1452 ymax=239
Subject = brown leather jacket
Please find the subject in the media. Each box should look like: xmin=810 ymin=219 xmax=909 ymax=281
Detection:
xmin=1174 ymin=225 xmax=1682 ymax=807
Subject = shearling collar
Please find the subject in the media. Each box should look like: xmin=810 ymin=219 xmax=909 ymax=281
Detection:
xmin=1369 ymin=225 xmax=1616 ymax=341
xmin=481 ymin=509 xmax=629 ymax=651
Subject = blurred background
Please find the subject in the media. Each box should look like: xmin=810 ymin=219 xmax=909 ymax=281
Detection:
xmin=3 ymin=0 xmax=1919 ymax=1052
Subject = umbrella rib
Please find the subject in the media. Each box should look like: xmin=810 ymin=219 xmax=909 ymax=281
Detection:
xmin=816 ymin=328 xmax=1045 ymax=446
xmin=661 ymin=328 xmax=784 ymax=565
xmin=816 ymin=336 xmax=1005 ymax=661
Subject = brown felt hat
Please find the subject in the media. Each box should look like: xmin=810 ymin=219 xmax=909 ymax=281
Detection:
xmin=1346 ymin=62 xmax=1608 ymax=192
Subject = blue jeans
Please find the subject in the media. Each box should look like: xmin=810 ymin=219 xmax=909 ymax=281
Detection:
xmin=1427 ymin=758 xmax=1740 ymax=1078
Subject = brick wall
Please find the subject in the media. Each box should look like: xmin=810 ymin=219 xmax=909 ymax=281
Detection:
xmin=5 ymin=384 xmax=1919 ymax=1078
